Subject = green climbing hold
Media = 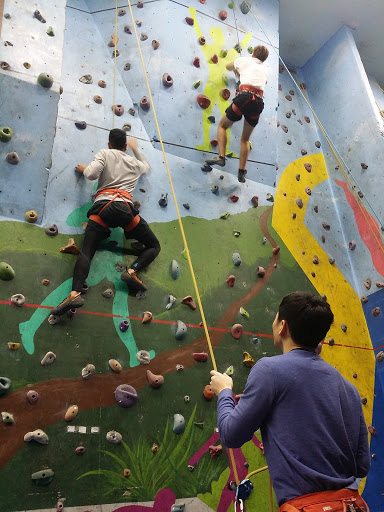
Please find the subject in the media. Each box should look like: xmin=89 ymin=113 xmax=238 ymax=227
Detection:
xmin=0 ymin=262 xmax=15 ymax=280
xmin=0 ymin=127 xmax=13 ymax=142
xmin=193 ymin=80 xmax=201 ymax=89
xmin=234 ymin=43 xmax=242 ymax=53
xmin=249 ymin=141 xmax=253 ymax=150
xmin=220 ymin=212 xmax=230 ymax=219
xmin=225 ymin=365 xmax=234 ymax=376
xmin=46 ymin=26 xmax=54 ymax=36
xmin=240 ymin=307 xmax=250 ymax=319
xmin=248 ymin=46 xmax=253 ymax=54
xmin=228 ymin=1 xmax=235 ymax=8
xmin=226 ymin=151 xmax=234 ymax=158
xmin=220 ymin=49 xmax=228 ymax=58
xmin=181 ymin=249 xmax=188 ymax=260
xmin=222 ymin=74 xmax=228 ymax=85
xmin=31 ymin=469 xmax=54 ymax=486
xmin=37 ymin=72 xmax=53 ymax=88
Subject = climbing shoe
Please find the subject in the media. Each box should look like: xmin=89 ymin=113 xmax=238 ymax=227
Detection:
xmin=205 ymin=155 xmax=226 ymax=167
xmin=238 ymin=168 xmax=247 ymax=183
xmin=121 ymin=270 xmax=147 ymax=292
xmin=51 ymin=293 xmax=84 ymax=316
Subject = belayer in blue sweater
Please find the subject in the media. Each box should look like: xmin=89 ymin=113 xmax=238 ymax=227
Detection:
xmin=210 ymin=291 xmax=370 ymax=512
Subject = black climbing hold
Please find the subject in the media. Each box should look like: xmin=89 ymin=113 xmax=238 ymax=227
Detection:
xmin=208 ymin=115 xmax=215 ymax=123
xmin=159 ymin=193 xmax=168 ymax=207
xmin=37 ymin=72 xmax=53 ymax=88
xmin=183 ymin=203 xmax=190 ymax=210
xmin=75 ymin=121 xmax=87 ymax=130
xmin=201 ymin=163 xmax=212 ymax=173
xmin=34 ymin=10 xmax=46 ymax=23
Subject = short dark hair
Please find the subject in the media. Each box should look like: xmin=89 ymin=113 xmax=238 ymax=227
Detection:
xmin=278 ymin=292 xmax=334 ymax=349
xmin=109 ymin=128 xmax=127 ymax=150
xmin=253 ymin=45 xmax=269 ymax=62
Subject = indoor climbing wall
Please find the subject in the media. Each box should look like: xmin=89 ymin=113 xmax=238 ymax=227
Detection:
xmin=1 ymin=1 xmax=384 ymax=512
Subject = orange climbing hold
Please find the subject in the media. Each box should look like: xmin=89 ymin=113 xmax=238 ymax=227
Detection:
xmin=60 ymin=238 xmax=80 ymax=255
xmin=182 ymin=295 xmax=196 ymax=310
xmin=203 ymin=385 xmax=215 ymax=400
xmin=197 ymin=94 xmax=211 ymax=109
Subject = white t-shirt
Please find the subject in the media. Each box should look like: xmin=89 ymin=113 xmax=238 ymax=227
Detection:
xmin=234 ymin=57 xmax=268 ymax=90
xmin=84 ymin=148 xmax=150 ymax=202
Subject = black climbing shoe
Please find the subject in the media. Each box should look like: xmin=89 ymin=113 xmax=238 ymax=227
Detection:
xmin=121 ymin=271 xmax=147 ymax=292
xmin=205 ymin=155 xmax=226 ymax=167
xmin=51 ymin=293 xmax=84 ymax=316
xmin=238 ymin=169 xmax=247 ymax=183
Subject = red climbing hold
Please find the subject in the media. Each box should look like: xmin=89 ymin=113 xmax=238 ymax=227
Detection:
xmin=251 ymin=196 xmax=259 ymax=207
xmin=220 ymin=88 xmax=230 ymax=100
xmin=219 ymin=10 xmax=227 ymax=20
xmin=193 ymin=57 xmax=200 ymax=68
xmin=193 ymin=352 xmax=209 ymax=362
xmin=272 ymin=246 xmax=280 ymax=255
xmin=211 ymin=54 xmax=218 ymax=64
xmin=229 ymin=195 xmax=239 ymax=203
xmin=210 ymin=139 xmax=218 ymax=147
xmin=197 ymin=94 xmax=211 ymax=109
xmin=185 ymin=17 xmax=194 ymax=25
xmin=226 ymin=275 xmax=235 ymax=287
xmin=203 ymin=385 xmax=215 ymax=400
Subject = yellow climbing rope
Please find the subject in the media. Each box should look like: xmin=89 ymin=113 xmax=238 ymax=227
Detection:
xmin=112 ymin=0 xmax=118 ymax=129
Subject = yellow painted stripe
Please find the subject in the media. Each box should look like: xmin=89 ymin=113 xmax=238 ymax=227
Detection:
xmin=272 ymin=154 xmax=374 ymax=493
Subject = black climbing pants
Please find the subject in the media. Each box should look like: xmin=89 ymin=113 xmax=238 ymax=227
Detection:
xmin=72 ymin=200 xmax=161 ymax=292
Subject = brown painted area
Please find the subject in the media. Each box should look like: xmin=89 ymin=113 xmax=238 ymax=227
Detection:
xmin=0 ymin=0 xmax=4 ymax=37
xmin=0 ymin=208 xmax=278 ymax=468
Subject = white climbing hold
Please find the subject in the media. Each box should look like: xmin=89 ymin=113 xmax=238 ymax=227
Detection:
xmin=41 ymin=351 xmax=56 ymax=366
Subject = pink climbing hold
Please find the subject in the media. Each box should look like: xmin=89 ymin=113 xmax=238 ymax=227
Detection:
xmin=220 ymin=88 xmax=230 ymax=100
xmin=210 ymin=139 xmax=218 ymax=147
xmin=231 ymin=323 xmax=243 ymax=339
xmin=112 ymin=104 xmax=124 ymax=116
xmin=229 ymin=195 xmax=239 ymax=203
xmin=162 ymin=73 xmax=173 ymax=87
xmin=193 ymin=57 xmax=200 ymax=68
xmin=226 ymin=275 xmax=235 ymax=287
xmin=219 ymin=10 xmax=227 ymax=20
xmin=209 ymin=444 xmax=223 ymax=458
xmin=140 ymin=96 xmax=150 ymax=110
xmin=146 ymin=370 xmax=164 ymax=388
xmin=182 ymin=295 xmax=196 ymax=310
xmin=272 ymin=246 xmax=280 ymax=255
xmin=197 ymin=94 xmax=211 ymax=109
xmin=185 ymin=17 xmax=194 ymax=25
xmin=257 ymin=266 xmax=266 ymax=277
xmin=193 ymin=352 xmax=209 ymax=362
xmin=211 ymin=54 xmax=218 ymax=64
xmin=376 ymin=281 xmax=384 ymax=288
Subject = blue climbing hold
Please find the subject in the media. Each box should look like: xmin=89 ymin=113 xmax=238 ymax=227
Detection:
xmin=175 ymin=320 xmax=187 ymax=340
xmin=171 ymin=260 xmax=180 ymax=279
xmin=232 ymin=252 xmax=242 ymax=266
xmin=173 ymin=413 xmax=186 ymax=434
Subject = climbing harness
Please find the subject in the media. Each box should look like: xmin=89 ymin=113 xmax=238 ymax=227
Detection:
xmin=89 ymin=188 xmax=140 ymax=232
xmin=278 ymin=489 xmax=369 ymax=512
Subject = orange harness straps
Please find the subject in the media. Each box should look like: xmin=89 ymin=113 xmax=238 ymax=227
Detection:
xmin=88 ymin=188 xmax=141 ymax=232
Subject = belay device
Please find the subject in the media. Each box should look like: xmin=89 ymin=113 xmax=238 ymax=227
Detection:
xmin=235 ymin=478 xmax=254 ymax=511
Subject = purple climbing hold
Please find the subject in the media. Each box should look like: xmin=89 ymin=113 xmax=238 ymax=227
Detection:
xmin=75 ymin=446 xmax=85 ymax=455
xmin=75 ymin=121 xmax=87 ymax=130
xmin=162 ymin=73 xmax=173 ymax=87
xmin=349 ymin=240 xmax=356 ymax=250
xmin=140 ymin=96 xmax=150 ymax=110
xmin=119 ymin=320 xmax=130 ymax=332
xmin=45 ymin=224 xmax=58 ymax=236
xmin=124 ymin=25 xmax=132 ymax=33
xmin=112 ymin=104 xmax=124 ymax=116
xmin=304 ymin=116 xmax=310 ymax=123
xmin=322 ymin=222 xmax=330 ymax=230
xmin=115 ymin=384 xmax=138 ymax=408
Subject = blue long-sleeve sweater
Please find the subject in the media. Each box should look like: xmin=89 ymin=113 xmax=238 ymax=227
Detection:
xmin=217 ymin=349 xmax=370 ymax=506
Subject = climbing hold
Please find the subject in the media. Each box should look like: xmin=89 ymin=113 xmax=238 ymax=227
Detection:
xmin=231 ymin=323 xmax=243 ymax=339
xmin=116 ymin=261 xmax=125 ymax=272
xmin=304 ymin=163 xmax=312 ymax=173
xmin=257 ymin=266 xmax=266 ymax=277
xmin=295 ymin=198 xmax=303 ymax=209
xmin=185 ymin=17 xmax=194 ymax=25
xmin=292 ymin=213 xmax=297 ymax=219
xmin=285 ymin=95 xmax=292 ymax=102
xmin=34 ymin=9 xmax=46 ymax=22
xmin=286 ymin=139 xmax=292 ymax=145
xmin=119 ymin=8 xmax=126 ymax=15
xmin=251 ymin=196 xmax=259 ymax=207
xmin=152 ymin=39 xmax=160 ymax=49
xmin=226 ymin=275 xmax=235 ymax=287
xmin=0 ymin=377 xmax=11 ymax=396
xmin=220 ymin=88 xmax=230 ymax=100
xmin=300 ymin=149 xmax=308 ymax=156
xmin=193 ymin=80 xmax=201 ymax=89
xmin=65 ymin=405 xmax=78 ymax=421
xmin=361 ymin=397 xmax=368 ymax=405
xmin=136 ymin=350 xmax=151 ymax=365
xmin=240 ymin=0 xmax=251 ymax=14
xmin=273 ymin=246 xmax=280 ymax=255
xmin=171 ymin=260 xmax=180 ymax=279
xmin=220 ymin=49 xmax=228 ymax=59
xmin=286 ymin=112 xmax=292 ymax=119
xmin=123 ymin=468 xmax=131 ymax=477
xmin=102 ymin=288 xmax=114 ymax=299
xmin=175 ymin=320 xmax=187 ymax=340
xmin=0 ymin=126 xmax=13 ymax=143
xmin=315 ymin=141 xmax=321 ymax=148
xmin=124 ymin=62 xmax=131 ymax=71
xmin=182 ymin=296 xmax=196 ymax=310
xmin=232 ymin=253 xmax=242 ymax=267
xmin=221 ymin=212 xmax=230 ymax=220
xmin=60 ymin=238 xmax=80 ymax=255
xmin=211 ymin=54 xmax=219 ymax=64
xmin=75 ymin=120 xmax=87 ymax=130
xmin=233 ymin=230 xmax=241 ymax=237
xmin=26 ymin=390 xmax=39 ymax=404
xmin=376 ymin=351 xmax=384 ymax=362
xmin=364 ymin=278 xmax=372 ymax=290
xmin=5 ymin=152 xmax=19 ymax=164
xmin=112 ymin=104 xmax=124 ymax=116
xmin=376 ymin=281 xmax=384 ymax=288
xmin=119 ymin=320 xmax=130 ymax=332
xmin=240 ymin=306 xmax=250 ymax=319
xmin=193 ymin=352 xmax=209 ymax=362
xmin=147 ymin=370 xmax=164 ymax=388
xmin=305 ymin=187 xmax=311 ymax=195
xmin=183 ymin=203 xmax=190 ymax=210
xmin=197 ymin=94 xmax=211 ymax=109
xmin=124 ymin=24 xmax=132 ymax=34
xmin=44 ymin=224 xmax=58 ymax=237
xmin=24 ymin=429 xmax=49 ymax=444
xmin=141 ymin=311 xmax=153 ymax=324
xmin=0 ymin=61 xmax=10 ymax=70
xmin=46 ymin=26 xmax=54 ymax=36
xmin=368 ymin=425 xmax=376 ymax=435
xmin=115 ymin=384 xmax=138 ymax=408
xmin=166 ymin=295 xmax=177 ymax=310
xmin=151 ymin=443 xmax=159 ymax=453
xmin=108 ymin=34 xmax=119 ymax=47
xmin=211 ymin=185 xmax=219 ymax=195
xmin=193 ymin=57 xmax=200 ymax=68
xmin=1 ymin=412 xmax=14 ymax=424
xmin=75 ymin=446 xmax=85 ymax=455
xmin=163 ymin=73 xmax=173 ymax=87
xmin=37 ymin=72 xmax=53 ymax=88
xmin=243 ymin=351 xmax=255 ymax=367
xmin=372 ymin=307 xmax=380 ymax=317
xmin=209 ymin=445 xmax=223 ymax=458
xmin=31 ymin=469 xmax=54 ymax=486
xmin=361 ymin=162 xmax=368 ymax=169
xmin=8 ymin=342 xmax=20 ymax=350
xmin=98 ymin=79 xmax=106 ymax=88
xmin=361 ymin=296 xmax=368 ymax=304
xmin=219 ymin=10 xmax=228 ymax=20
xmin=266 ymin=193 xmax=274 ymax=202
xmin=41 ymin=351 xmax=56 ymax=366
xmin=173 ymin=414 xmax=186 ymax=434
xmin=203 ymin=385 xmax=215 ymax=400
xmin=282 ymin=125 xmax=288 ymax=133
xmin=109 ymin=359 xmax=122 ymax=373
xmin=210 ymin=139 xmax=218 ymax=147
xmin=341 ymin=324 xmax=347 ymax=332
xmin=349 ymin=240 xmax=356 ymax=250
xmin=25 ymin=210 xmax=38 ymax=223
xmin=82 ymin=364 xmax=96 ymax=379
xmin=140 ymin=32 xmax=148 ymax=41
xmin=106 ymin=430 xmax=122 ymax=443
xmin=11 ymin=294 xmax=25 ymax=307
xmin=138 ymin=96 xmax=150 ymax=111
xmin=198 ymin=36 xmax=206 ymax=45
xmin=313 ymin=255 xmax=319 ymax=265
xmin=176 ymin=364 xmax=184 ymax=371
xmin=224 ymin=366 xmax=234 ymax=377
xmin=122 ymin=123 xmax=131 ymax=131
xmin=47 ymin=313 xmax=60 ymax=325
xmin=322 ymin=222 xmax=330 ymax=230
